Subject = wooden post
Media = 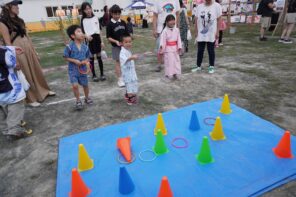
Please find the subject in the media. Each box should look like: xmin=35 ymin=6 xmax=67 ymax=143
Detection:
xmin=272 ymin=0 xmax=287 ymax=37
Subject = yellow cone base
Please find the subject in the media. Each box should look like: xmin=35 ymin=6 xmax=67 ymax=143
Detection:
xmin=219 ymin=109 xmax=232 ymax=114
xmin=78 ymin=159 xmax=94 ymax=172
xmin=210 ymin=132 xmax=226 ymax=141
xmin=154 ymin=128 xmax=167 ymax=136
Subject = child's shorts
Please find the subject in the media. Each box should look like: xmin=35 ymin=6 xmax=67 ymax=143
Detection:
xmin=126 ymin=81 xmax=138 ymax=94
xmin=69 ymin=69 xmax=88 ymax=87
xmin=112 ymin=46 xmax=121 ymax=61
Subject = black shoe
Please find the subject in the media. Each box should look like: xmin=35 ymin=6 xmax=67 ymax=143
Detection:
xmin=259 ymin=37 xmax=267 ymax=41
xmin=100 ymin=75 xmax=106 ymax=81
xmin=185 ymin=47 xmax=188 ymax=53
xmin=92 ymin=76 xmax=99 ymax=82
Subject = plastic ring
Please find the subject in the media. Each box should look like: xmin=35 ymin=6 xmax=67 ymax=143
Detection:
xmin=138 ymin=149 xmax=157 ymax=162
xmin=171 ymin=137 xmax=189 ymax=148
xmin=204 ymin=117 xmax=216 ymax=126
xmin=117 ymin=153 xmax=136 ymax=164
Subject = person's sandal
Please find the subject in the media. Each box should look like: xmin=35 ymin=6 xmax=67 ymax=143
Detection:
xmin=6 ymin=129 xmax=33 ymax=141
xmin=84 ymin=98 xmax=93 ymax=105
xmin=21 ymin=120 xmax=27 ymax=127
xmin=75 ymin=100 xmax=83 ymax=110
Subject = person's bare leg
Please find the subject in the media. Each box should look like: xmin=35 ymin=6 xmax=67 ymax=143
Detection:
xmin=83 ymin=86 xmax=89 ymax=99
xmin=285 ymin=23 xmax=295 ymax=39
xmin=281 ymin=24 xmax=288 ymax=39
xmin=115 ymin=60 xmax=121 ymax=79
xmin=72 ymin=84 xmax=80 ymax=101
xmin=260 ymin=27 xmax=265 ymax=38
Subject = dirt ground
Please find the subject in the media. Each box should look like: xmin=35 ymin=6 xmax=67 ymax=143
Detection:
xmin=0 ymin=26 xmax=295 ymax=197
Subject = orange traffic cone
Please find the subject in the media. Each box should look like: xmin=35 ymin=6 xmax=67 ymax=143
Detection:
xmin=273 ymin=131 xmax=294 ymax=158
xmin=69 ymin=168 xmax=91 ymax=197
xmin=117 ymin=137 xmax=132 ymax=163
xmin=157 ymin=176 xmax=173 ymax=197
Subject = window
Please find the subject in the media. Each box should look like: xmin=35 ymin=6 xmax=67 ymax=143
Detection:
xmin=45 ymin=5 xmax=81 ymax=17
xmin=46 ymin=7 xmax=53 ymax=17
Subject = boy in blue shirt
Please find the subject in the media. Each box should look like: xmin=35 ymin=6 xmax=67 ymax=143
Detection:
xmin=64 ymin=25 xmax=93 ymax=110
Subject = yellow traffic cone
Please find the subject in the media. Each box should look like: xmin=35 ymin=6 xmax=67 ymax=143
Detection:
xmin=210 ymin=117 xmax=226 ymax=140
xmin=219 ymin=94 xmax=232 ymax=114
xmin=154 ymin=113 xmax=167 ymax=135
xmin=78 ymin=144 xmax=94 ymax=172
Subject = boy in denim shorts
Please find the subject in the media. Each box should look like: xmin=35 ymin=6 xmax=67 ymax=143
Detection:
xmin=64 ymin=25 xmax=93 ymax=110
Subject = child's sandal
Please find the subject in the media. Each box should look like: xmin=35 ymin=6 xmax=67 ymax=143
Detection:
xmin=6 ymin=129 xmax=33 ymax=141
xmin=20 ymin=120 xmax=27 ymax=127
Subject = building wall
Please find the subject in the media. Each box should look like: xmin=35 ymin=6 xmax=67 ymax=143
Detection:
xmin=19 ymin=0 xmax=83 ymax=22
xmin=9 ymin=0 xmax=143 ymax=32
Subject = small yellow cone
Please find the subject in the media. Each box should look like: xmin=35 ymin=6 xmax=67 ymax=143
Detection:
xmin=154 ymin=113 xmax=167 ymax=135
xmin=220 ymin=94 xmax=232 ymax=114
xmin=210 ymin=117 xmax=226 ymax=140
xmin=78 ymin=144 xmax=94 ymax=172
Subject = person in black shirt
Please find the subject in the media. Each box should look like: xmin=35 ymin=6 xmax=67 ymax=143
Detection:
xmin=258 ymin=0 xmax=275 ymax=41
xmin=126 ymin=17 xmax=134 ymax=37
xmin=279 ymin=0 xmax=296 ymax=43
xmin=106 ymin=5 xmax=129 ymax=87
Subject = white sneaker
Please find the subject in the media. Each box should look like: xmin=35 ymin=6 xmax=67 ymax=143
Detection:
xmin=191 ymin=66 xmax=202 ymax=72
xmin=117 ymin=78 xmax=125 ymax=87
xmin=29 ymin=102 xmax=41 ymax=107
xmin=208 ymin=66 xmax=215 ymax=74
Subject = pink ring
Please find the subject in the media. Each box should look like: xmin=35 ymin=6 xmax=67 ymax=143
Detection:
xmin=204 ymin=117 xmax=216 ymax=126
xmin=171 ymin=137 xmax=189 ymax=148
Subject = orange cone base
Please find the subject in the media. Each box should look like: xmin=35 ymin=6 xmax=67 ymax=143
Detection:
xmin=272 ymin=148 xmax=294 ymax=159
xmin=69 ymin=189 xmax=91 ymax=197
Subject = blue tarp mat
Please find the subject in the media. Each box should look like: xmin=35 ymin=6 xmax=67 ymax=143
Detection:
xmin=56 ymin=98 xmax=296 ymax=197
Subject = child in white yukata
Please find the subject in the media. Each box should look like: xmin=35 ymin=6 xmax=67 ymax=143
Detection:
xmin=159 ymin=14 xmax=182 ymax=81
xmin=119 ymin=33 xmax=139 ymax=105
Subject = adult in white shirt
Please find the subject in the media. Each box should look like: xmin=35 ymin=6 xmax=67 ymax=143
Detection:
xmin=192 ymin=0 xmax=222 ymax=74
xmin=152 ymin=0 xmax=180 ymax=72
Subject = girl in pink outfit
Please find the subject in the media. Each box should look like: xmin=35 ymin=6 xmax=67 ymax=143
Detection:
xmin=159 ymin=14 xmax=182 ymax=80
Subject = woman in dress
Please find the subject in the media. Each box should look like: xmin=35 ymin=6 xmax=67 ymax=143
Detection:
xmin=0 ymin=0 xmax=55 ymax=107
xmin=179 ymin=0 xmax=190 ymax=53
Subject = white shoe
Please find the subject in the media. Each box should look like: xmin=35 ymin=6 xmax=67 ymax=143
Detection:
xmin=117 ymin=78 xmax=125 ymax=87
xmin=29 ymin=102 xmax=41 ymax=107
xmin=191 ymin=66 xmax=202 ymax=72
xmin=48 ymin=91 xmax=56 ymax=96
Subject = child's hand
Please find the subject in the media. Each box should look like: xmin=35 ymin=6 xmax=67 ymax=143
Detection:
xmin=178 ymin=48 xmax=182 ymax=55
xmin=159 ymin=47 xmax=163 ymax=54
xmin=15 ymin=47 xmax=23 ymax=55
xmin=81 ymin=60 xmax=89 ymax=65
xmin=15 ymin=61 xmax=21 ymax=70
xmin=215 ymin=31 xmax=219 ymax=39
xmin=116 ymin=41 xmax=121 ymax=46
xmin=133 ymin=55 xmax=139 ymax=60
xmin=87 ymin=36 xmax=93 ymax=41
xmin=75 ymin=60 xmax=82 ymax=66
